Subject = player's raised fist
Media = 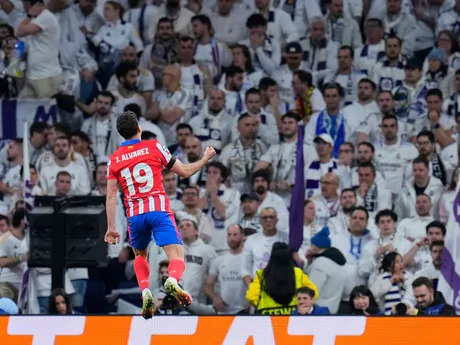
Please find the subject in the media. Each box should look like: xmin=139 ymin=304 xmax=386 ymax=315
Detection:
xmin=204 ymin=147 xmax=216 ymax=159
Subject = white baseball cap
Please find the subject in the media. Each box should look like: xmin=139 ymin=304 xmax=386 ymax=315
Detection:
xmin=314 ymin=133 xmax=334 ymax=146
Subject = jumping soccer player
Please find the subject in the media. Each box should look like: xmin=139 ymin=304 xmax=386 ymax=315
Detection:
xmin=104 ymin=111 xmax=216 ymax=319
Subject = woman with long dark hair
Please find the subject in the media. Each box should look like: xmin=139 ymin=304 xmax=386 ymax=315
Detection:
xmin=347 ymin=285 xmax=381 ymax=315
xmin=370 ymin=252 xmax=412 ymax=315
xmin=246 ymin=242 xmax=318 ymax=314
xmin=48 ymin=288 xmax=74 ymax=315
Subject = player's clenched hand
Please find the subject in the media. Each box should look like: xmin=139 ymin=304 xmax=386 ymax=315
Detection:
xmin=204 ymin=147 xmax=216 ymax=160
xmin=104 ymin=229 xmax=121 ymax=245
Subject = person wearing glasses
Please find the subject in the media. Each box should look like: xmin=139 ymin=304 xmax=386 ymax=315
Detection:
xmin=241 ymin=207 xmax=288 ymax=285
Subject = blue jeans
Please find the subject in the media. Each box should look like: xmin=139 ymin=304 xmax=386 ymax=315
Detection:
xmin=70 ymin=279 xmax=87 ymax=308
xmin=37 ymin=296 xmax=49 ymax=314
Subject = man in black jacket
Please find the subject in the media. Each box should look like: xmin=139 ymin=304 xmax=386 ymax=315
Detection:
xmin=412 ymin=277 xmax=456 ymax=316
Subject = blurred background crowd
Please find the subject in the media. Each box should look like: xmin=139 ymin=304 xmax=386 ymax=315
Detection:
xmin=0 ymin=0 xmax=459 ymax=317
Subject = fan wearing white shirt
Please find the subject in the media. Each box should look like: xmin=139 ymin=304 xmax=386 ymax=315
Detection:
xmin=89 ymin=1 xmax=143 ymax=87
xmin=39 ymin=137 xmax=91 ymax=196
xmin=343 ymin=78 xmax=381 ymax=140
xmin=123 ymin=0 xmax=157 ymax=44
xmin=107 ymin=45 xmax=155 ymax=113
xmin=192 ymin=14 xmax=232 ymax=85
xmin=370 ymin=36 xmax=406 ymax=92
xmin=403 ymin=220 xmax=446 ymax=274
xmin=323 ymin=46 xmax=366 ymax=107
xmin=271 ymin=42 xmax=311 ymax=109
xmin=189 ymin=89 xmax=233 ymax=154
xmin=81 ymin=90 xmax=121 ymax=157
xmin=240 ymin=14 xmax=282 ymax=75
xmin=0 ymin=208 xmax=28 ymax=290
xmin=300 ymin=17 xmax=340 ymax=84
xmin=230 ymin=88 xmax=279 ymax=146
xmin=111 ymin=62 xmax=148 ymax=117
xmin=241 ymin=207 xmax=289 ymax=280
xmin=253 ymin=0 xmax=299 ymax=43
xmin=220 ymin=113 xmax=267 ymax=193
xmin=178 ymin=36 xmax=211 ymax=117
xmin=205 ymin=224 xmax=248 ymax=314
xmin=155 ymin=64 xmax=194 ymax=146
xmin=219 ymin=45 xmax=265 ymax=94
xmin=256 ymin=112 xmax=318 ymax=206
xmin=178 ymin=219 xmax=217 ymax=304
xmin=0 ymin=139 xmax=23 ymax=211
xmin=327 ymin=188 xmax=357 ymax=235
xmin=355 ymin=162 xmax=392 ymax=225
xmin=356 ymin=90 xmax=407 ymax=144
xmin=203 ymin=0 xmax=247 ymax=45
xmin=354 ymin=18 xmax=385 ymax=75
xmin=324 ymin=0 xmax=362 ymax=49
xmin=397 ymin=193 xmax=435 ymax=242
xmin=16 ymin=0 xmax=61 ymax=98
xmin=220 ymin=66 xmax=246 ymax=118
xmin=70 ymin=131 xmax=98 ymax=185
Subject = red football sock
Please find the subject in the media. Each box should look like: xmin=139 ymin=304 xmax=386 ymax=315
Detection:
xmin=134 ymin=256 xmax=150 ymax=292
xmin=168 ymin=258 xmax=185 ymax=281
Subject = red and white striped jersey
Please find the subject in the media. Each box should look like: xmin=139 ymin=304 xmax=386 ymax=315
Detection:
xmin=107 ymin=138 xmax=176 ymax=218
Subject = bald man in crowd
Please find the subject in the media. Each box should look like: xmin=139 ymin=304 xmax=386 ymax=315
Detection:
xmin=156 ymin=64 xmax=194 ymax=146
xmin=189 ymin=88 xmax=232 ymax=154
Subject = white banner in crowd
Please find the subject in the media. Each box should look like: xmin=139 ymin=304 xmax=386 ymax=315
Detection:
xmin=0 ymin=99 xmax=58 ymax=141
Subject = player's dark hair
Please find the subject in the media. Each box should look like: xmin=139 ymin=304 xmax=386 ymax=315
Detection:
xmin=116 ymin=111 xmax=139 ymax=140
xmin=11 ymin=207 xmax=25 ymax=228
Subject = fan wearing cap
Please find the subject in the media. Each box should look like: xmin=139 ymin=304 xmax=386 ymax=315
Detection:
xmin=270 ymin=42 xmax=312 ymax=109
xmin=304 ymin=83 xmax=350 ymax=159
xmin=424 ymin=48 xmax=452 ymax=97
xmin=299 ymin=17 xmax=339 ymax=85
xmin=305 ymin=133 xmax=347 ymax=199
xmin=304 ymin=226 xmax=346 ymax=314
xmin=220 ymin=113 xmax=267 ymax=193
xmin=239 ymin=193 xmax=262 ymax=233
xmin=256 ymin=112 xmax=318 ymax=206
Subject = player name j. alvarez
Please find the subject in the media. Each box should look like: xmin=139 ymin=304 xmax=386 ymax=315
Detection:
xmin=0 ymin=315 xmax=457 ymax=345
xmin=115 ymin=148 xmax=150 ymax=163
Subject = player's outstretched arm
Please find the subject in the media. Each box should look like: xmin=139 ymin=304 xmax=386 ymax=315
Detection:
xmin=169 ymin=147 xmax=216 ymax=178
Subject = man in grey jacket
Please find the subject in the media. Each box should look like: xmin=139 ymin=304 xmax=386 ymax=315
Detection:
xmin=305 ymin=226 xmax=347 ymax=314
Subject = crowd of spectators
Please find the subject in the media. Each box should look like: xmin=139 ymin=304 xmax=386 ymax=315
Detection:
xmin=0 ymin=0 xmax=458 ymax=316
